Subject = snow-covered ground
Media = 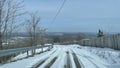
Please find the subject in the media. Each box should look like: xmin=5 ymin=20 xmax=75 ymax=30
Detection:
xmin=0 ymin=44 xmax=120 ymax=68
xmin=82 ymin=46 xmax=120 ymax=68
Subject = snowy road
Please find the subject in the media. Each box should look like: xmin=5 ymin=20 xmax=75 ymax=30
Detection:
xmin=0 ymin=45 xmax=119 ymax=68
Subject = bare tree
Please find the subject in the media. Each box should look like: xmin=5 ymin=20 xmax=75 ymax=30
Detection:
xmin=0 ymin=0 xmax=25 ymax=49
xmin=36 ymin=27 xmax=46 ymax=52
xmin=26 ymin=12 xmax=41 ymax=55
xmin=27 ymin=12 xmax=40 ymax=45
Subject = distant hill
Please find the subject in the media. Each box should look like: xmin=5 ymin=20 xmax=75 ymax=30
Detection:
xmin=2 ymin=32 xmax=95 ymax=37
xmin=3 ymin=32 xmax=117 ymax=38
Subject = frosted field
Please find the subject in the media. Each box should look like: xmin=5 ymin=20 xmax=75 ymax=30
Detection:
xmin=0 ymin=44 xmax=120 ymax=68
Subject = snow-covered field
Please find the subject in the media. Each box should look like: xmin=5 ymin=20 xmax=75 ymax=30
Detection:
xmin=0 ymin=44 xmax=120 ymax=68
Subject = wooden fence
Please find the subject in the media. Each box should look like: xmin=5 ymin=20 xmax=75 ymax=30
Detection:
xmin=80 ymin=34 xmax=120 ymax=50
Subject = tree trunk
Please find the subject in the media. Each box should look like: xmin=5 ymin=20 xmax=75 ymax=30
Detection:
xmin=0 ymin=33 xmax=2 ymax=49
xmin=0 ymin=1 xmax=2 ymax=50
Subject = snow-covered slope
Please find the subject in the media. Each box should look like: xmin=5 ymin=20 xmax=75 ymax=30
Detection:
xmin=0 ymin=44 xmax=120 ymax=68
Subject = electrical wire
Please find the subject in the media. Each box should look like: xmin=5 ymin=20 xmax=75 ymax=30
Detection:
xmin=51 ymin=0 xmax=67 ymax=23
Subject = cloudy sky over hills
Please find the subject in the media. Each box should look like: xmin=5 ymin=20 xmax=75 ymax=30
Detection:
xmin=24 ymin=0 xmax=120 ymax=33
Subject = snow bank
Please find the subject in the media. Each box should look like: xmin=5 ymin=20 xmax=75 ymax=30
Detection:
xmin=83 ymin=46 xmax=120 ymax=64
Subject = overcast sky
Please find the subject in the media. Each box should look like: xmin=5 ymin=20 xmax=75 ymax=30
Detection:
xmin=24 ymin=0 xmax=120 ymax=33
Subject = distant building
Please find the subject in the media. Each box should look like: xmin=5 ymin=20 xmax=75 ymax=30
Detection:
xmin=97 ymin=29 xmax=104 ymax=37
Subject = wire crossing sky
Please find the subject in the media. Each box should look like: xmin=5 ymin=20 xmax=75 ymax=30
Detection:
xmin=51 ymin=0 xmax=67 ymax=23
xmin=24 ymin=0 xmax=120 ymax=33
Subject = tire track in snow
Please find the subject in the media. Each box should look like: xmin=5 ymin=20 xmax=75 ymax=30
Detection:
xmin=65 ymin=51 xmax=71 ymax=68
xmin=50 ymin=48 xmax=67 ymax=68
xmin=44 ymin=57 xmax=58 ymax=68
xmin=72 ymin=53 xmax=82 ymax=68
xmin=70 ymin=49 xmax=84 ymax=68
xmin=31 ymin=49 xmax=57 ymax=68
xmin=77 ymin=54 xmax=99 ymax=68
xmin=71 ymin=48 xmax=105 ymax=68
xmin=76 ymin=49 xmax=101 ymax=68
xmin=38 ymin=48 xmax=60 ymax=68
xmin=31 ymin=58 xmax=48 ymax=68
xmin=65 ymin=48 xmax=82 ymax=68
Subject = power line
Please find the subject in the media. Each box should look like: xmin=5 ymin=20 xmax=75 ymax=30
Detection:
xmin=51 ymin=0 xmax=67 ymax=23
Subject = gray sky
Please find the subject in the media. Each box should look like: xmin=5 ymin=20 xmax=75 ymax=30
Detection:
xmin=24 ymin=0 xmax=120 ymax=33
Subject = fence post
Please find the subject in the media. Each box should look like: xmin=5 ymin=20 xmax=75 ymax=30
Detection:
xmin=27 ymin=51 xmax=29 ymax=57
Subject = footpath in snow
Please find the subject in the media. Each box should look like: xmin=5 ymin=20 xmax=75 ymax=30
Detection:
xmin=0 ymin=44 xmax=120 ymax=68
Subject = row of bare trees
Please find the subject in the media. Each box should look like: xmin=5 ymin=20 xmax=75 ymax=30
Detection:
xmin=0 ymin=0 xmax=45 ymax=50
xmin=0 ymin=0 xmax=47 ymax=63
xmin=0 ymin=0 xmax=25 ymax=49
xmin=25 ymin=12 xmax=46 ymax=55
